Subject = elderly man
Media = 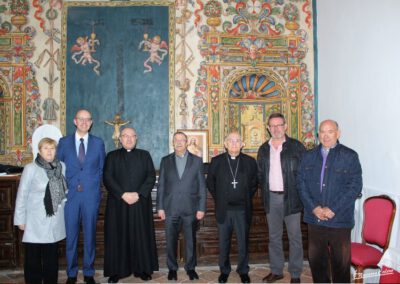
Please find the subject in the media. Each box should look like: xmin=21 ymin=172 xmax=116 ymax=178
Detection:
xmin=298 ymin=119 xmax=362 ymax=283
xmin=103 ymin=127 xmax=158 ymax=283
xmin=157 ymin=131 xmax=207 ymax=281
xmin=57 ymin=109 xmax=105 ymax=284
xmin=257 ymin=113 xmax=305 ymax=283
xmin=207 ymin=132 xmax=258 ymax=283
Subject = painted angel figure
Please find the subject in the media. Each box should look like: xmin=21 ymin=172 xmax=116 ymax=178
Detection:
xmin=138 ymin=34 xmax=168 ymax=74
xmin=237 ymin=37 xmax=271 ymax=67
xmin=71 ymin=36 xmax=101 ymax=75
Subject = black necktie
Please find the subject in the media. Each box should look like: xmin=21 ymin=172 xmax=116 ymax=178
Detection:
xmin=78 ymin=138 xmax=85 ymax=164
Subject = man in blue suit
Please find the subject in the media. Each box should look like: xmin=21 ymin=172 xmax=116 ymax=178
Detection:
xmin=57 ymin=109 xmax=105 ymax=284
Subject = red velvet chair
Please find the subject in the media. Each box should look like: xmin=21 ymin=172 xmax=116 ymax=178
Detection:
xmin=351 ymin=195 xmax=396 ymax=283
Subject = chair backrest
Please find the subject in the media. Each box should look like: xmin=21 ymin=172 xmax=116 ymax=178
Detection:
xmin=362 ymin=195 xmax=396 ymax=250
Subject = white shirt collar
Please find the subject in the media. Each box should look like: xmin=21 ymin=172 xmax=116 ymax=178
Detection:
xmin=75 ymin=132 xmax=89 ymax=142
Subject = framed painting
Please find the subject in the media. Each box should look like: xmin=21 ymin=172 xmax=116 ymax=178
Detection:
xmin=178 ymin=130 xmax=209 ymax=163
xmin=60 ymin=1 xmax=175 ymax=168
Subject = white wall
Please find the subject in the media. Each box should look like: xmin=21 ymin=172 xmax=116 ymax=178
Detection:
xmin=317 ymin=0 xmax=400 ymax=272
xmin=317 ymin=0 xmax=400 ymax=196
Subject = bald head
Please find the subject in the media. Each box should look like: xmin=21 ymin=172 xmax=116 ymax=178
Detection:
xmin=319 ymin=120 xmax=339 ymax=131
xmin=318 ymin=119 xmax=340 ymax=149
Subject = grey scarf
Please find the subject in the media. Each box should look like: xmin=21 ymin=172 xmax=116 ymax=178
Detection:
xmin=35 ymin=154 xmax=67 ymax=217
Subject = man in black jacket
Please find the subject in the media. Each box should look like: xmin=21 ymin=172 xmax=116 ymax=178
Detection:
xmin=257 ymin=113 xmax=305 ymax=283
xmin=207 ymin=132 xmax=258 ymax=283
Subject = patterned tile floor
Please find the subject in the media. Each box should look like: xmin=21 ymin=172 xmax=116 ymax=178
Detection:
xmin=0 ymin=263 xmax=313 ymax=283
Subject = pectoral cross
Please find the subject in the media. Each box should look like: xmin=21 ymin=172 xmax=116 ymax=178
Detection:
xmin=231 ymin=179 xmax=238 ymax=189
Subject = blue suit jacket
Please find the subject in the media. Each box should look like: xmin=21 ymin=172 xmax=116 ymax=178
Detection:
xmin=57 ymin=133 xmax=105 ymax=199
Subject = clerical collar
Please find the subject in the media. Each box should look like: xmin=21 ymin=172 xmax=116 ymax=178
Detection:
xmin=228 ymin=153 xmax=240 ymax=160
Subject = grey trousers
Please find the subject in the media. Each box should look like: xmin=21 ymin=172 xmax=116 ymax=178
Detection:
xmin=165 ymin=214 xmax=197 ymax=271
xmin=267 ymin=193 xmax=303 ymax=278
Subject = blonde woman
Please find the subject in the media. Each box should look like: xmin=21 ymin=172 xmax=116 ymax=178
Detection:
xmin=14 ymin=137 xmax=67 ymax=284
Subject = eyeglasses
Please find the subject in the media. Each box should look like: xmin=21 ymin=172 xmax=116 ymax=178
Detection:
xmin=268 ymin=123 xmax=285 ymax=128
xmin=121 ymin=134 xmax=137 ymax=139
xmin=76 ymin=117 xmax=92 ymax=123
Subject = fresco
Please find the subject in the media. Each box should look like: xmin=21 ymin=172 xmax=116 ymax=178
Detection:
xmin=0 ymin=0 xmax=316 ymax=166
xmin=61 ymin=1 xmax=174 ymax=167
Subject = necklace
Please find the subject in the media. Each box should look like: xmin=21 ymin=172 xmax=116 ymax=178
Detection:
xmin=227 ymin=154 xmax=240 ymax=189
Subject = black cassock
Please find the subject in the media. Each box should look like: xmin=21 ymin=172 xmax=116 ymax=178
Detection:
xmin=103 ymin=148 xmax=159 ymax=278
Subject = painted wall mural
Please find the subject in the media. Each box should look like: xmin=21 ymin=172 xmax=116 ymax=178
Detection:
xmin=189 ymin=0 xmax=316 ymax=157
xmin=0 ymin=0 xmax=316 ymax=166
xmin=62 ymin=2 xmax=173 ymax=168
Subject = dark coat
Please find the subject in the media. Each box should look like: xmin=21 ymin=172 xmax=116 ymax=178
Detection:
xmin=103 ymin=148 xmax=158 ymax=277
xmin=156 ymin=152 xmax=207 ymax=216
xmin=207 ymin=152 xmax=258 ymax=224
xmin=257 ymin=135 xmax=305 ymax=216
xmin=298 ymin=143 xmax=362 ymax=228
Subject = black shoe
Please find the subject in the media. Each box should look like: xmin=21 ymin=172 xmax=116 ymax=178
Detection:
xmin=187 ymin=270 xmax=199 ymax=280
xmin=290 ymin=278 xmax=301 ymax=283
xmin=240 ymin=273 xmax=251 ymax=283
xmin=140 ymin=273 xmax=152 ymax=281
xmin=108 ymin=275 xmax=119 ymax=283
xmin=263 ymin=273 xmax=284 ymax=283
xmin=84 ymin=276 xmax=96 ymax=284
xmin=134 ymin=272 xmax=152 ymax=281
xmin=168 ymin=270 xmax=177 ymax=281
xmin=218 ymin=273 xmax=229 ymax=283
xmin=66 ymin=277 xmax=77 ymax=284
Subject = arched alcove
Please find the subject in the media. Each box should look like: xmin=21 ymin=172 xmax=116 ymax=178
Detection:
xmin=223 ymin=69 xmax=291 ymax=154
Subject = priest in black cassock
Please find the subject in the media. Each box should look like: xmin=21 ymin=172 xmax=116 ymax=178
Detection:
xmin=103 ymin=127 xmax=158 ymax=283
xmin=207 ymin=132 xmax=258 ymax=284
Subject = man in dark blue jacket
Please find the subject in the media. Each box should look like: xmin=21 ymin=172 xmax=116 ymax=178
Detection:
xmin=298 ymin=119 xmax=362 ymax=283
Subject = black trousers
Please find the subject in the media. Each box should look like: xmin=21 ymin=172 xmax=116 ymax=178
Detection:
xmin=308 ymin=224 xmax=351 ymax=283
xmin=24 ymin=242 xmax=59 ymax=284
xmin=217 ymin=210 xmax=250 ymax=275
xmin=165 ymin=214 xmax=198 ymax=271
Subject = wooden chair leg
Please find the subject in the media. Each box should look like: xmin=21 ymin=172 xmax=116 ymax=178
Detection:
xmin=354 ymin=266 xmax=364 ymax=284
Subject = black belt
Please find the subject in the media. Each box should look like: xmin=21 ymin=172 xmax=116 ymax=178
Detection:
xmin=270 ymin=191 xmax=284 ymax=195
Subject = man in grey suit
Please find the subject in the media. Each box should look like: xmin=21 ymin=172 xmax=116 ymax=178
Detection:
xmin=157 ymin=131 xmax=207 ymax=281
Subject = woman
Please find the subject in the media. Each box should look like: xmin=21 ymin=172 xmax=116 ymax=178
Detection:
xmin=14 ymin=137 xmax=67 ymax=284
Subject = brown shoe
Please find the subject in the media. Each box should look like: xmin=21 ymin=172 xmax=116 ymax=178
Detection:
xmin=290 ymin=278 xmax=300 ymax=283
xmin=263 ymin=273 xmax=284 ymax=283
